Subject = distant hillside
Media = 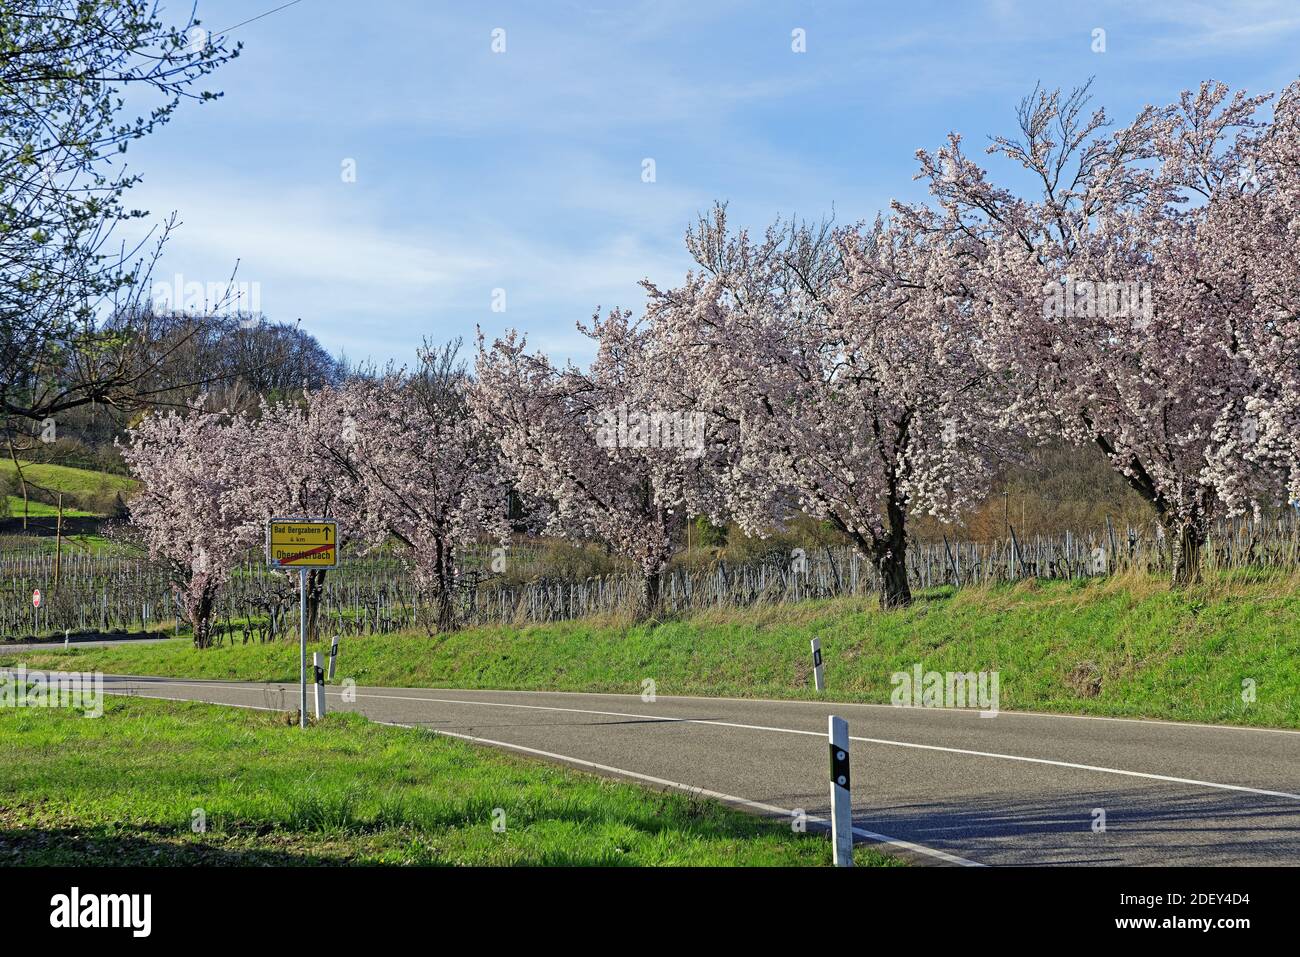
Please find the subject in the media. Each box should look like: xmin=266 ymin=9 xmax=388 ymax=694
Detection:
xmin=0 ymin=459 xmax=137 ymax=521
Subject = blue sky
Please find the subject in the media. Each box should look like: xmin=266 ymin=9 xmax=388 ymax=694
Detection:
xmin=121 ymin=0 xmax=1300 ymax=367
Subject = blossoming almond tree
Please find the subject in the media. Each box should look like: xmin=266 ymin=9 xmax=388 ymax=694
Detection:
xmin=472 ymin=315 xmax=701 ymax=618
xmin=240 ymin=392 xmax=364 ymax=639
xmin=903 ymin=80 xmax=1285 ymax=584
xmin=643 ymin=206 xmax=999 ymax=608
xmin=1195 ymin=81 xmax=1300 ymax=516
xmin=120 ymin=402 xmax=259 ymax=648
xmin=312 ymin=348 xmax=510 ymax=633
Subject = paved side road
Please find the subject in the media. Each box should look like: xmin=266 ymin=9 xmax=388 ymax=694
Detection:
xmin=23 ymin=672 xmax=1300 ymax=866
xmin=0 ymin=637 xmax=170 ymax=654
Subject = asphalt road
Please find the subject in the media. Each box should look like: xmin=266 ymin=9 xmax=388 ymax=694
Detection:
xmin=27 ymin=672 xmax=1300 ymax=866
xmin=0 ymin=637 xmax=170 ymax=654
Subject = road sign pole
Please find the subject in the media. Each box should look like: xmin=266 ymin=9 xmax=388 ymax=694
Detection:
xmin=829 ymin=715 xmax=853 ymax=867
xmin=299 ymin=567 xmax=307 ymax=729
xmin=267 ymin=518 xmax=337 ymax=729
xmin=811 ymin=637 xmax=825 ymax=692
xmin=313 ymin=652 xmax=326 ymax=719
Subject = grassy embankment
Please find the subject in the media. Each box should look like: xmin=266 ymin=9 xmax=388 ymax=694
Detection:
xmin=1 ymin=460 xmax=136 ymax=553
xmin=15 ymin=569 xmax=1300 ymax=729
xmin=1 ymin=459 xmax=135 ymax=516
xmin=0 ymin=696 xmax=894 ymax=866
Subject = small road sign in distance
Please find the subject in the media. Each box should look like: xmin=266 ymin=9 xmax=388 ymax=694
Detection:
xmin=267 ymin=518 xmax=338 ymax=568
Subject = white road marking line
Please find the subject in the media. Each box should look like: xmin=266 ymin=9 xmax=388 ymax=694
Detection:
xmin=84 ymin=676 xmax=1300 ymax=801
xmin=845 ymin=735 xmax=1300 ymax=801
xmin=368 ymin=721 xmax=983 ymax=867
xmin=366 ymin=685 xmax=1300 ymax=737
xmin=336 ymin=689 xmax=1300 ymax=802
xmin=93 ymin=685 xmax=973 ymax=866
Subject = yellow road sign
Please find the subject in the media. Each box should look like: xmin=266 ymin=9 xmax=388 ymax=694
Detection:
xmin=267 ymin=518 xmax=338 ymax=568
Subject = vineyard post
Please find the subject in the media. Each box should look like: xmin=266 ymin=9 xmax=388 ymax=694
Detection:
xmin=54 ymin=493 xmax=63 ymax=589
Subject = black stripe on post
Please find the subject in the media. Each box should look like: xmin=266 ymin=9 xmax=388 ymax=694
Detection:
xmin=829 ymin=742 xmax=850 ymax=791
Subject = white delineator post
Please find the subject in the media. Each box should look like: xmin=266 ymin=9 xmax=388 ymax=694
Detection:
xmin=313 ymin=652 xmax=327 ymax=719
xmin=829 ymin=715 xmax=853 ymax=867
xmin=299 ymin=568 xmax=307 ymax=729
xmin=327 ymin=635 xmax=339 ymax=680
xmin=811 ymin=637 xmax=825 ymax=692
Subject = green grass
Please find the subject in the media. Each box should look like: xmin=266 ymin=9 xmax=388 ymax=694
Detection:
xmin=16 ymin=570 xmax=1300 ymax=729
xmin=3 ymin=496 xmax=97 ymax=519
xmin=0 ymin=696 xmax=895 ymax=866
xmin=0 ymin=459 xmax=136 ymax=516
xmin=0 ymin=459 xmax=136 ymax=496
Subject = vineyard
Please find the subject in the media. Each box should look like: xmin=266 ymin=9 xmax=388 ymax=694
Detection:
xmin=4 ymin=513 xmax=1299 ymax=643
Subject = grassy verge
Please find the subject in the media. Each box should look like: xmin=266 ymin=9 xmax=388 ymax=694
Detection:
xmin=0 ymin=696 xmax=893 ymax=866
xmin=3 ymin=496 xmax=97 ymax=519
xmin=14 ymin=570 xmax=1300 ymax=728
xmin=0 ymin=459 xmax=135 ymax=501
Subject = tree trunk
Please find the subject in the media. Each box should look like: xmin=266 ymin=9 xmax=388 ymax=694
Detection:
xmin=876 ymin=489 xmax=913 ymax=610
xmin=637 ymin=570 xmax=662 ymax=621
xmin=431 ymin=587 xmax=457 ymax=633
xmin=876 ymin=547 xmax=912 ymax=609
xmin=189 ymin=584 xmax=217 ymax=649
xmin=305 ymin=569 xmax=326 ymax=640
xmin=422 ymin=541 xmax=460 ymax=635
xmin=1090 ymin=436 xmax=1206 ymax=589
xmin=1170 ymin=522 xmax=1204 ymax=588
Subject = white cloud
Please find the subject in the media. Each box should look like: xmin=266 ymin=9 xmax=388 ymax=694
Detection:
xmin=123 ymin=167 xmax=693 ymax=365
